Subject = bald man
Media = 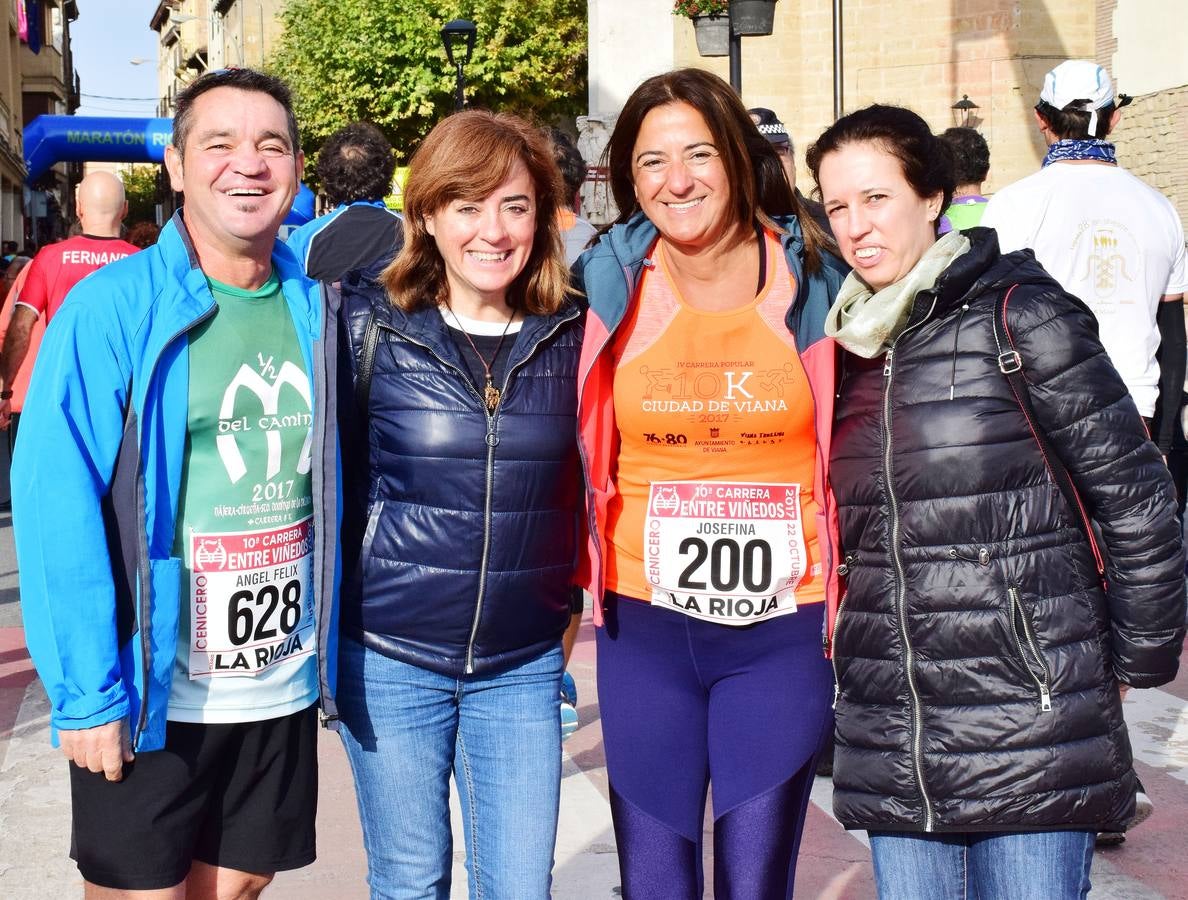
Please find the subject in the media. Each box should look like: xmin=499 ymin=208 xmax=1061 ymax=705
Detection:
xmin=0 ymin=172 xmax=140 ymax=428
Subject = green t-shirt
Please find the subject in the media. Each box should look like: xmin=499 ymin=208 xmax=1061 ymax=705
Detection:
xmin=944 ymin=196 xmax=989 ymax=231
xmin=168 ymin=272 xmax=318 ymax=723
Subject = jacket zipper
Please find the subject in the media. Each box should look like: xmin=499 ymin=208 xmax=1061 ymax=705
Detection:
xmin=383 ymin=311 xmax=577 ymax=674
xmin=881 ymin=300 xmax=937 ymax=831
xmin=133 ymin=305 xmax=218 ymax=750
xmin=465 ymin=419 xmax=498 ymax=674
xmin=830 ymin=552 xmax=857 ymax=706
xmin=1007 ymin=586 xmax=1053 ymax=711
xmin=378 ymin=322 xmax=493 ymax=674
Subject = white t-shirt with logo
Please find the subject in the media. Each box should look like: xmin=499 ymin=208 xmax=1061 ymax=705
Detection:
xmin=983 ymin=163 xmax=1188 ymax=416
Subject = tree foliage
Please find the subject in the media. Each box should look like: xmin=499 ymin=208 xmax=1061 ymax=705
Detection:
xmin=121 ymin=164 xmax=160 ymax=226
xmin=268 ymin=0 xmax=588 ymax=175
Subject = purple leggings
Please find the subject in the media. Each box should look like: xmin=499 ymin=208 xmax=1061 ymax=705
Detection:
xmin=597 ymin=593 xmax=834 ymax=899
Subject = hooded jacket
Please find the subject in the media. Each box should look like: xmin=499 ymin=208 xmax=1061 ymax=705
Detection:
xmin=337 ymin=270 xmax=584 ymax=677
xmin=13 ymin=212 xmax=340 ymax=750
xmin=573 ymin=212 xmax=849 ymax=633
xmin=829 ymin=227 xmax=1185 ymax=833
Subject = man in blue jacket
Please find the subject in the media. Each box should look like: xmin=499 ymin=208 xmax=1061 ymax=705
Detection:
xmin=12 ymin=68 xmax=338 ymax=898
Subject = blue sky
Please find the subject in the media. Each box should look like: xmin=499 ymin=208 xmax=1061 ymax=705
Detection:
xmin=71 ymin=0 xmax=162 ymax=120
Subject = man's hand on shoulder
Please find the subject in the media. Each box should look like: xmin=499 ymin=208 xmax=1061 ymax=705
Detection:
xmin=59 ymin=719 xmax=134 ymax=782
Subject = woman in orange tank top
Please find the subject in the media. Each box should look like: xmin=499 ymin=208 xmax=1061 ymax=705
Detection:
xmin=573 ymin=69 xmax=849 ymax=898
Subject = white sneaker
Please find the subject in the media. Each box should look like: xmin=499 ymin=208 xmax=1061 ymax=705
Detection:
xmin=1096 ymin=788 xmax=1154 ymax=847
xmin=1130 ymin=789 xmax=1154 ymax=829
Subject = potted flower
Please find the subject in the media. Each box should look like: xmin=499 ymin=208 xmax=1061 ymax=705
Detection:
xmin=673 ymin=0 xmax=730 ymax=57
xmin=731 ymin=0 xmax=779 ymax=36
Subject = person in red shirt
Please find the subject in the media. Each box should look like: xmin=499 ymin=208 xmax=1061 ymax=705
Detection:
xmin=0 ymin=171 xmax=138 ymax=428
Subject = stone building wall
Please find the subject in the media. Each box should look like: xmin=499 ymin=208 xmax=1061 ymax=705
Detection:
xmin=1098 ymin=0 xmax=1188 ymax=225
xmin=1110 ymin=85 xmax=1188 ymax=225
xmin=669 ymin=0 xmax=1096 ymax=195
xmin=590 ymin=1 xmax=1185 ymax=222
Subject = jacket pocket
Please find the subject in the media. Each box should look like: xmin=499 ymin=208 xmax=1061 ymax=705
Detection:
xmin=1007 ymin=586 xmax=1053 ymax=712
xmin=358 ymin=500 xmax=385 ymax=578
xmin=830 ymin=552 xmax=860 ymax=705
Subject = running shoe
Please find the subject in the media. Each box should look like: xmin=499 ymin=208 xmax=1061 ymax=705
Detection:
xmin=1096 ymin=785 xmax=1154 ymax=846
xmin=560 ymin=671 xmax=579 ymax=741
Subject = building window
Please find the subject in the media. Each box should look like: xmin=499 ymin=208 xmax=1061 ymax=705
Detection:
xmin=51 ymin=6 xmax=64 ymax=53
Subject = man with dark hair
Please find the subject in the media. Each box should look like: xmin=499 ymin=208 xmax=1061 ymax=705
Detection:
xmin=286 ymin=120 xmax=403 ymax=281
xmin=938 ymin=127 xmax=991 ymax=230
xmin=546 ymin=127 xmax=597 ymax=264
xmin=985 ymin=61 xmax=1186 ymax=848
xmin=12 ymin=67 xmax=338 ymax=896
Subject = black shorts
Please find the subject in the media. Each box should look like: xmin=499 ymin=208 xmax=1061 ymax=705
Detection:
xmin=69 ymin=703 xmax=318 ymax=890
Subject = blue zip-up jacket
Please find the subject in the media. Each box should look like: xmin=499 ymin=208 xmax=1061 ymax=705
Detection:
xmin=12 ymin=212 xmax=340 ymax=751
xmin=338 ymin=271 xmax=583 ymax=677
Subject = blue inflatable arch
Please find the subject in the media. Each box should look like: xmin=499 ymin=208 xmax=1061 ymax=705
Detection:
xmin=22 ymin=115 xmax=314 ymax=228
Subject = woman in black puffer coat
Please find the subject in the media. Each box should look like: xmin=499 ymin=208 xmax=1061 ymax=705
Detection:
xmin=807 ymin=105 xmax=1185 ymax=899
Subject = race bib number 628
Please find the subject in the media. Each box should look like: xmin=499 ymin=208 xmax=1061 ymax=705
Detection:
xmin=189 ymin=516 xmax=316 ymax=678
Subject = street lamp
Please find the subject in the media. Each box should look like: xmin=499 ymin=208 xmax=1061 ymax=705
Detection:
xmin=951 ymin=94 xmax=980 ymax=128
xmin=441 ymin=19 xmax=477 ymax=111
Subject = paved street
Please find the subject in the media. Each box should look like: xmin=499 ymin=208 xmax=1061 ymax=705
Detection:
xmin=1 ymin=510 xmax=1186 ymax=898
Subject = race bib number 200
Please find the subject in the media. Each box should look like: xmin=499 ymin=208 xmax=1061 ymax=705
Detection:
xmin=645 ymin=481 xmax=807 ymax=625
xmin=189 ymin=517 xmax=316 ymax=678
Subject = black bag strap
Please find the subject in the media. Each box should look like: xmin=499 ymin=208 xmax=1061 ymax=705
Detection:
xmin=992 ymin=284 xmax=1106 ymax=579
xmin=354 ymin=311 xmax=380 ymax=417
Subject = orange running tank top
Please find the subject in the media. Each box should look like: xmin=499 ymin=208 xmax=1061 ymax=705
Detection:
xmin=605 ymin=230 xmax=825 ymax=623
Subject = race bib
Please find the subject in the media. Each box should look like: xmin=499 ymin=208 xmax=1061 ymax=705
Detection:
xmin=188 ymin=516 xmax=316 ymax=678
xmin=645 ymin=481 xmax=807 ymax=625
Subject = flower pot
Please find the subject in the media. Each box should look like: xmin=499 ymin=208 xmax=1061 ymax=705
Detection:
xmin=692 ymin=14 xmax=730 ymax=57
xmin=730 ymin=0 xmax=776 ymax=36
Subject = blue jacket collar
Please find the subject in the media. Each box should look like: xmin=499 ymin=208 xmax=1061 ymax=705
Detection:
xmin=578 ymin=211 xmax=813 ymax=332
xmin=161 ymin=209 xmax=320 ymax=339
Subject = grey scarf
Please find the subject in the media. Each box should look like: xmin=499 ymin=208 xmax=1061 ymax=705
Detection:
xmin=825 ymin=231 xmax=971 ymax=358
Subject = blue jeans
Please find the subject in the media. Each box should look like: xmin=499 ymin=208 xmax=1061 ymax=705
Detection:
xmin=868 ymin=830 xmax=1095 ymax=900
xmin=337 ymin=638 xmax=564 ymax=900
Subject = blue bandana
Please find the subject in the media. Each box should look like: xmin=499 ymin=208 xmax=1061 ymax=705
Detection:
xmin=1042 ymin=139 xmax=1117 ymax=167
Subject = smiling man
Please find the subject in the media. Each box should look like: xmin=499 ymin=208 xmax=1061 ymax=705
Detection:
xmin=11 ymin=68 xmax=338 ymax=899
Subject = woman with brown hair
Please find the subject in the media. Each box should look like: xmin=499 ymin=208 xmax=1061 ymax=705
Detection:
xmin=573 ymin=68 xmax=848 ymax=897
xmin=334 ymin=109 xmax=584 ymax=898
xmin=810 ymin=104 xmax=1183 ymax=899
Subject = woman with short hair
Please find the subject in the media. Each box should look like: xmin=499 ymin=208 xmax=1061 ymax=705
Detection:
xmin=335 ymin=109 xmax=583 ymax=899
xmin=809 ymin=104 xmax=1185 ymax=899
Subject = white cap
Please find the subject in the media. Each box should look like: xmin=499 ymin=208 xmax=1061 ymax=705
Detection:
xmin=1039 ymin=60 xmax=1116 ymax=135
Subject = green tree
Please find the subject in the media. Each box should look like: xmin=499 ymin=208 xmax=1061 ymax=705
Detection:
xmin=121 ymin=164 xmax=160 ymax=226
xmin=268 ymin=0 xmax=587 ymax=174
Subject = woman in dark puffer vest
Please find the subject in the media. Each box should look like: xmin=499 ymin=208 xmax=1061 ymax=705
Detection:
xmin=807 ymin=105 xmax=1185 ymax=898
xmin=334 ymin=111 xmax=583 ymax=898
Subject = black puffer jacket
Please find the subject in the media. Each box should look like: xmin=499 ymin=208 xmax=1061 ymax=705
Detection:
xmin=829 ymin=228 xmax=1185 ymax=834
xmin=337 ymin=271 xmax=584 ymax=678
